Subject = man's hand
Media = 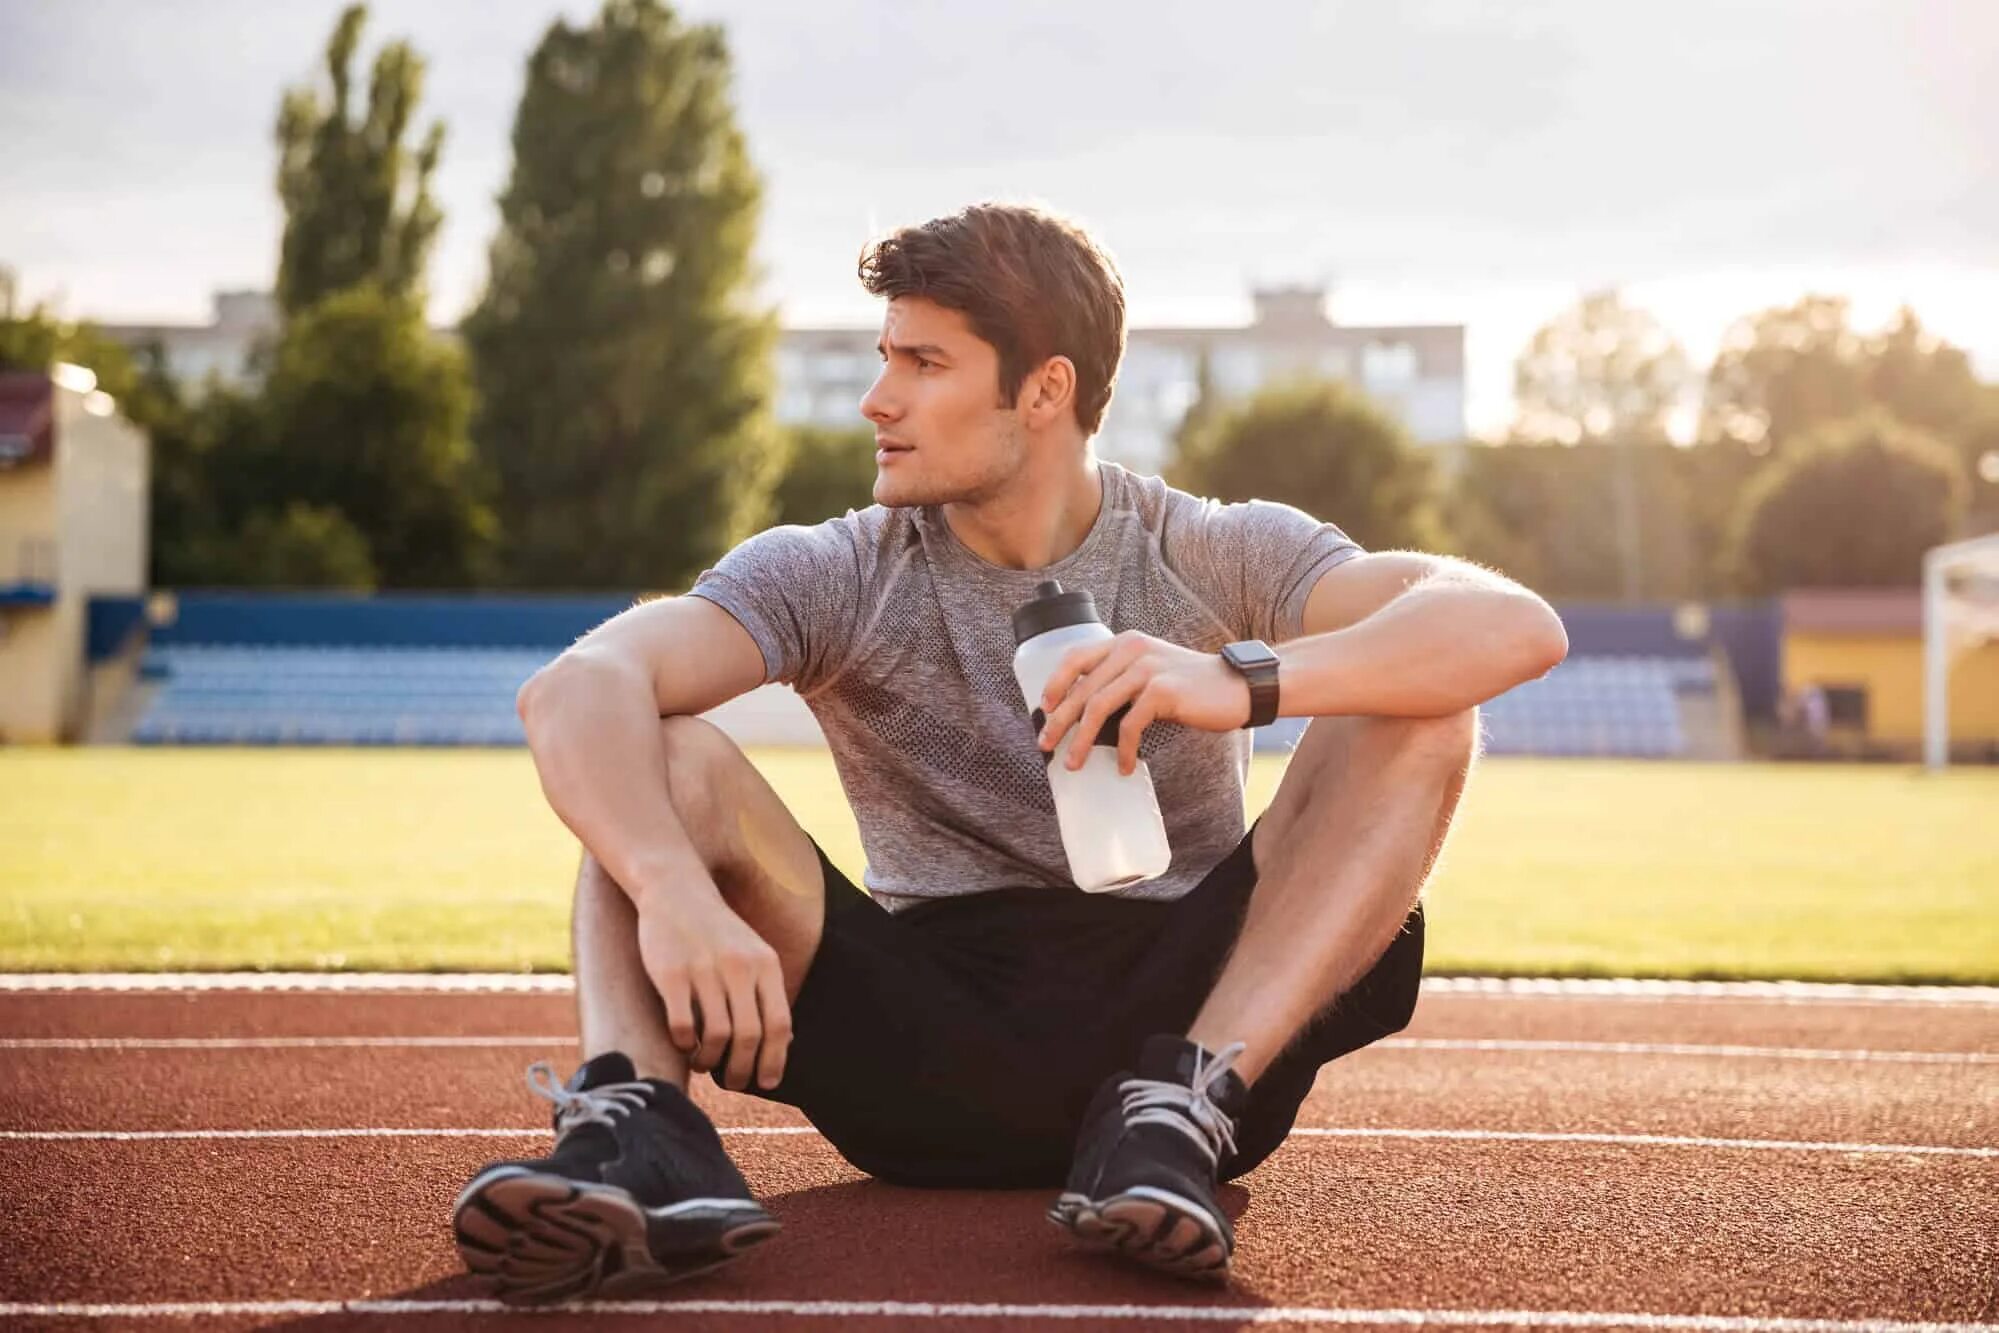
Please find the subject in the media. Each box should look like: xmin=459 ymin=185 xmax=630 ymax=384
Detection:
xmin=634 ymin=885 xmax=792 ymax=1093
xmin=1036 ymin=631 xmax=1254 ymax=775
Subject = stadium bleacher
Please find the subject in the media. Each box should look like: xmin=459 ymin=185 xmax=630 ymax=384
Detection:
xmin=125 ymin=594 xmax=1757 ymax=757
xmin=1249 ymin=654 xmax=1715 ymax=758
xmin=131 ymin=645 xmax=554 ymax=746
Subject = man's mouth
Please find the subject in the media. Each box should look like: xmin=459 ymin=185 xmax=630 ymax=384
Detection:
xmin=875 ymin=439 xmax=914 ymax=462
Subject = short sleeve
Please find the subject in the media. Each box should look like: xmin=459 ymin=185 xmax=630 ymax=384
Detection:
xmin=1162 ymin=494 xmax=1363 ymax=643
xmin=685 ymin=516 xmax=870 ymax=694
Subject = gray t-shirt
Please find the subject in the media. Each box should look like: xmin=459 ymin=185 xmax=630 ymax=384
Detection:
xmin=687 ymin=462 xmax=1361 ymax=912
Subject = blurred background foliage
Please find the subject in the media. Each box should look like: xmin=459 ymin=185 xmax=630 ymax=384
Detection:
xmin=2 ymin=0 xmax=1995 ymax=598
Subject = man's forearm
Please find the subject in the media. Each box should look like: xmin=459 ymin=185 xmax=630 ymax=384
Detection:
xmin=1277 ymin=571 xmax=1567 ymax=718
xmin=518 ymin=654 xmax=715 ymax=909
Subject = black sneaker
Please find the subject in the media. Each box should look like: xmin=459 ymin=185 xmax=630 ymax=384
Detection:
xmin=1048 ymin=1035 xmax=1248 ymax=1279
xmin=452 ymin=1052 xmax=779 ymax=1305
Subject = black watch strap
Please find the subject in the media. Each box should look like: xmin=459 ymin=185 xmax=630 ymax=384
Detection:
xmin=1221 ymin=640 xmax=1280 ymax=729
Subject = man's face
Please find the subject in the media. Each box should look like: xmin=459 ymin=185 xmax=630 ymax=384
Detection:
xmin=860 ymin=296 xmax=1026 ymax=508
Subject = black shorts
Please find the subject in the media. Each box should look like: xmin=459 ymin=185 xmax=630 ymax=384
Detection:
xmin=718 ymin=820 xmax=1424 ymax=1189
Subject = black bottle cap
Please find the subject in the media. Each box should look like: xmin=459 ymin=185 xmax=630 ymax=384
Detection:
xmin=1011 ymin=579 xmax=1103 ymax=646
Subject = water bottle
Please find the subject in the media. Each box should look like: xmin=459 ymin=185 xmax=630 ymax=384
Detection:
xmin=1011 ymin=580 xmax=1172 ymax=892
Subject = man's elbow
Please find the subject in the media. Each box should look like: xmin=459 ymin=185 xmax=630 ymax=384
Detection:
xmin=1517 ymin=598 xmax=1569 ymax=677
xmin=516 ymin=658 xmax=576 ymax=728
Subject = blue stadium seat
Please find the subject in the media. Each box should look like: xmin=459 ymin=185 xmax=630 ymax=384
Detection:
xmin=132 ymin=644 xmax=554 ymax=748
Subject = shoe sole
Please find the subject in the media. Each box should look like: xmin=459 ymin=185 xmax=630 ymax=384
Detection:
xmin=452 ymin=1165 xmax=779 ymax=1305
xmin=1047 ymin=1186 xmax=1230 ymax=1278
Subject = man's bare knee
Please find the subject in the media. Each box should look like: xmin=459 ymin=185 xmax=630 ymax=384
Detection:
xmin=656 ymin=714 xmax=750 ymax=854
xmin=1378 ymin=707 xmax=1481 ymax=771
xmin=659 ymin=714 xmax=743 ymax=795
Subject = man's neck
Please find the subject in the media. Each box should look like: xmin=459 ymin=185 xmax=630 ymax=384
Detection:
xmin=943 ymin=457 xmax=1105 ymax=571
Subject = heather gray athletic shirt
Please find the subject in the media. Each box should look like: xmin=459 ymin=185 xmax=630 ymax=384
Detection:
xmin=687 ymin=462 xmax=1361 ymax=912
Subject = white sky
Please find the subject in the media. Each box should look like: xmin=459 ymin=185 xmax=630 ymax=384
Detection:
xmin=2 ymin=0 xmax=1993 ymax=436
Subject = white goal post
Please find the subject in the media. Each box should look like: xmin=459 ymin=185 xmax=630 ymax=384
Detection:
xmin=1923 ymin=532 xmax=1999 ymax=770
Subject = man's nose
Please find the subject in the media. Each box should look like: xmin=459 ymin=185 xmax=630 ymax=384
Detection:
xmin=860 ymin=370 xmax=898 ymax=424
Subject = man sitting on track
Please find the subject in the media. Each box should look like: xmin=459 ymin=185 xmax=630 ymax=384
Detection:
xmin=452 ymin=202 xmax=1567 ymax=1302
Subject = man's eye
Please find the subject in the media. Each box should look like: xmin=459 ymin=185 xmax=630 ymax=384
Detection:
xmin=915 ymin=358 xmax=936 ymax=371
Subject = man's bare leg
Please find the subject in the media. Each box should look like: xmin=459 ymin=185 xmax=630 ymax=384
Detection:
xmin=458 ymin=717 xmax=823 ymax=1304
xmin=573 ymin=714 xmax=828 ymax=1087
xmin=1187 ymin=708 xmax=1480 ymax=1085
xmin=1051 ymin=709 xmax=1478 ymax=1278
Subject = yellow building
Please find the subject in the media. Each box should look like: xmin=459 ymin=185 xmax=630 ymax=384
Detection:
xmin=0 ymin=367 xmax=149 ymax=743
xmin=1782 ymin=589 xmax=1999 ymax=759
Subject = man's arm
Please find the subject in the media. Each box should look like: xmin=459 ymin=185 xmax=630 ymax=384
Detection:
xmin=516 ymin=595 xmax=767 ymax=911
xmin=1277 ymin=551 xmax=1568 ymax=717
xmin=1034 ymin=550 xmax=1566 ymax=773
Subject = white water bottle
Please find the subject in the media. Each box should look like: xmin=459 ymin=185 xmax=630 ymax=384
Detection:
xmin=1011 ymin=580 xmax=1172 ymax=892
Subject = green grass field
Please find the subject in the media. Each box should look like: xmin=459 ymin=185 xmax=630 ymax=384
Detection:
xmin=4 ymin=748 xmax=1995 ymax=981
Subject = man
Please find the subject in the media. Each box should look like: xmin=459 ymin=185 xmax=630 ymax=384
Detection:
xmin=452 ymin=203 xmax=1566 ymax=1302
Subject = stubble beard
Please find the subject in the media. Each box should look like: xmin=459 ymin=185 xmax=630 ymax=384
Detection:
xmin=875 ymin=417 xmax=1026 ymax=509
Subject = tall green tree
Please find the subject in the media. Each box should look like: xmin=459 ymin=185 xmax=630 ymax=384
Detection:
xmin=275 ymin=4 xmax=445 ymax=317
xmin=1511 ymin=291 xmax=1691 ymax=600
xmin=0 ymin=300 xmax=142 ymax=402
xmin=770 ymin=424 xmax=877 ymax=527
xmin=1701 ymin=296 xmax=1873 ymax=452
xmin=1864 ymin=307 xmax=1986 ymax=444
xmin=1512 ymin=290 xmax=1690 ymax=446
xmin=1443 ymin=439 xmax=1761 ymax=601
xmin=466 ymin=0 xmax=781 ymax=590
xmin=1728 ymin=413 xmax=1967 ymax=593
xmin=1168 ymin=378 xmax=1443 ymax=552
xmin=258 ymin=286 xmax=494 ymax=587
xmin=0 ymin=299 xmax=239 ymax=585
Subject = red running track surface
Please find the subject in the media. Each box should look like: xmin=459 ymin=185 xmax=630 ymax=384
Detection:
xmin=0 ymin=984 xmax=1993 ymax=1332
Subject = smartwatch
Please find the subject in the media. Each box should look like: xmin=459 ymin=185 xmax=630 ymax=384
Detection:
xmin=1220 ymin=639 xmax=1281 ymax=729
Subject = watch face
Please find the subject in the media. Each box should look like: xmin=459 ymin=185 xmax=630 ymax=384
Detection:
xmin=1227 ymin=641 xmax=1279 ymax=668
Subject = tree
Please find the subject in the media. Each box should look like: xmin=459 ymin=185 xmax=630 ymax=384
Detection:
xmin=234 ymin=503 xmax=378 ymax=590
xmin=1729 ymin=414 xmax=1967 ymax=593
xmin=1864 ymin=307 xmax=1986 ymax=444
xmin=0 ymin=299 xmax=246 ymax=586
xmin=465 ymin=0 xmax=781 ymax=590
xmin=258 ymin=286 xmax=494 ymax=587
xmin=1701 ymin=296 xmax=1873 ymax=452
xmin=0 ymin=300 xmax=143 ymax=402
xmin=1444 ymin=440 xmax=1716 ymax=601
xmin=1168 ymin=378 xmax=1443 ymax=552
xmin=275 ymin=4 xmax=445 ymax=317
xmin=1168 ymin=347 xmax=1221 ymax=465
xmin=1512 ymin=290 xmax=1690 ymax=446
xmin=1511 ymin=291 xmax=1691 ymax=600
xmin=770 ymin=424 xmax=877 ymax=527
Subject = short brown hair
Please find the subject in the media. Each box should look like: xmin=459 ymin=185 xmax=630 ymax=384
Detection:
xmin=858 ymin=203 xmax=1126 ymax=435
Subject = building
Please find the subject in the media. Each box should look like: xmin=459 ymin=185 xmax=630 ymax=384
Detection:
xmin=98 ymin=290 xmax=279 ymax=389
xmin=0 ymin=367 xmax=149 ymax=742
xmin=103 ymin=283 xmax=1466 ymax=476
xmin=1780 ymin=589 xmax=1999 ymax=760
xmin=779 ymin=285 xmax=1466 ymax=474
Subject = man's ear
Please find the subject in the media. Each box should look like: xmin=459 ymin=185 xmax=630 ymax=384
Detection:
xmin=1021 ymin=356 xmax=1078 ymax=429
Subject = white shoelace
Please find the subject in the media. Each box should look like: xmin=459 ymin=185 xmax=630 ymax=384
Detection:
xmin=524 ymin=1060 xmax=653 ymax=1137
xmin=1117 ymin=1040 xmax=1247 ymax=1168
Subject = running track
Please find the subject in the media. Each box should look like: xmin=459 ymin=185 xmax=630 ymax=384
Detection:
xmin=0 ymin=976 xmax=1993 ymax=1332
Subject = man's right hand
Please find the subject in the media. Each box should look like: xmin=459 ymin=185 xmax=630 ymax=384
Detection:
xmin=635 ymin=885 xmax=793 ymax=1094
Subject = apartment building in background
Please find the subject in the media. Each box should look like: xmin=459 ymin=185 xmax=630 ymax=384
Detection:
xmin=98 ymin=284 xmax=1464 ymax=474
xmin=780 ymin=285 xmax=1466 ymax=474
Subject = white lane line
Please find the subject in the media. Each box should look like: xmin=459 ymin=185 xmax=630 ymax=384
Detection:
xmin=1421 ymin=978 xmax=1999 ymax=1006
xmin=2 ymin=1125 xmax=1991 ymax=1158
xmin=0 ymin=1127 xmax=809 ymax=1141
xmin=4 ymin=1035 xmax=1990 ymax=1064
xmin=1284 ymin=1128 xmax=1998 ymax=1157
xmin=1379 ymin=1039 xmax=1999 ymax=1065
xmin=0 ymin=1035 xmax=574 ymax=1050
xmin=0 ymin=1298 xmax=1991 ymax=1329
xmin=5 ymin=973 xmax=1997 ymax=1004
